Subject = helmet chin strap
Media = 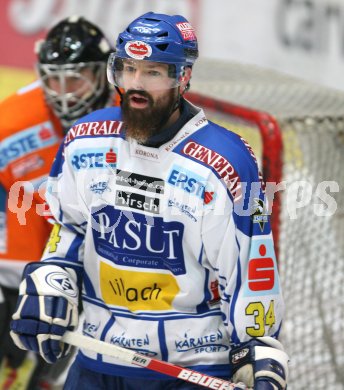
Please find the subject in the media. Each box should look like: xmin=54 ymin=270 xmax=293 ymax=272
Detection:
xmin=170 ymin=88 xmax=182 ymax=116
xmin=156 ymin=84 xmax=188 ymax=131
xmin=159 ymin=64 xmax=191 ymax=126
xmin=115 ymin=86 xmax=123 ymax=104
xmin=168 ymin=78 xmax=190 ymax=121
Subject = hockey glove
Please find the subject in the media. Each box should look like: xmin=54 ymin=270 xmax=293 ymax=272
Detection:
xmin=10 ymin=262 xmax=79 ymax=364
xmin=229 ymin=337 xmax=289 ymax=390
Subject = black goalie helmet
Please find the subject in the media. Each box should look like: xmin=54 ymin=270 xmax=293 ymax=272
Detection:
xmin=36 ymin=16 xmax=112 ymax=129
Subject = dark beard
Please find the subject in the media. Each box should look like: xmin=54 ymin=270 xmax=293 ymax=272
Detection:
xmin=122 ymin=89 xmax=176 ymax=144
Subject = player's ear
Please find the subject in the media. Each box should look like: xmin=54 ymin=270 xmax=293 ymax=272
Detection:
xmin=179 ymin=67 xmax=192 ymax=94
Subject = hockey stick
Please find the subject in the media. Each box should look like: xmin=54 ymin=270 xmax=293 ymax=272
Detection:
xmin=62 ymin=331 xmax=247 ymax=389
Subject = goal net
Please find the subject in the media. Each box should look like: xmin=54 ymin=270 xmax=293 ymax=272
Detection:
xmin=187 ymin=59 xmax=344 ymax=390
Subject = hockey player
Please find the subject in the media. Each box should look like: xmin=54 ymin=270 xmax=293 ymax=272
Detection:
xmin=10 ymin=12 xmax=289 ymax=390
xmin=0 ymin=16 xmax=114 ymax=389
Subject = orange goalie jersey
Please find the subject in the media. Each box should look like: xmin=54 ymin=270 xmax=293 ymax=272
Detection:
xmin=0 ymin=81 xmax=119 ymax=288
xmin=0 ymin=81 xmax=64 ymax=288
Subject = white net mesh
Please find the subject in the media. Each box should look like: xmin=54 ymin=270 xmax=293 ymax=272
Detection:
xmin=190 ymin=59 xmax=344 ymax=389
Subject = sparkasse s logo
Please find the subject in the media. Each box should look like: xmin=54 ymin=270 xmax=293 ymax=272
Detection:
xmin=71 ymin=147 xmax=117 ymax=170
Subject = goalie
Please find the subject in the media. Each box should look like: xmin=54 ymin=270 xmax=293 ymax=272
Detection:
xmin=10 ymin=12 xmax=289 ymax=389
xmin=0 ymin=15 xmax=115 ymax=389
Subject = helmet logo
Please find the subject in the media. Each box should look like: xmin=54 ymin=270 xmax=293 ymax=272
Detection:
xmin=125 ymin=40 xmax=152 ymax=60
xmin=176 ymin=22 xmax=196 ymax=41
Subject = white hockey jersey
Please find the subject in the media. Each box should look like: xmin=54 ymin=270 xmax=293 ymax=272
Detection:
xmin=42 ymin=101 xmax=284 ymax=379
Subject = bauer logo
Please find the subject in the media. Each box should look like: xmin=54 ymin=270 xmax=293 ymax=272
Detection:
xmin=45 ymin=272 xmax=77 ymax=298
xmin=71 ymin=147 xmax=117 ymax=170
xmin=132 ymin=355 xmax=150 ymax=366
xmin=125 ymin=40 xmax=152 ymax=60
xmin=178 ymin=369 xmax=230 ymax=388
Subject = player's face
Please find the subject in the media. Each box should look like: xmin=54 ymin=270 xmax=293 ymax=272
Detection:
xmin=119 ymin=59 xmax=192 ymax=143
xmin=120 ymin=59 xmax=176 ymax=94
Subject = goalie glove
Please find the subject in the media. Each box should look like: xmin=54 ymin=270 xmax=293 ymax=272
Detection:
xmin=229 ymin=337 xmax=289 ymax=390
xmin=10 ymin=262 xmax=79 ymax=364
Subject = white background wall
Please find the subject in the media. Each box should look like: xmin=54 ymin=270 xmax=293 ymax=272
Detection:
xmin=199 ymin=0 xmax=344 ymax=92
xmin=4 ymin=0 xmax=344 ymax=91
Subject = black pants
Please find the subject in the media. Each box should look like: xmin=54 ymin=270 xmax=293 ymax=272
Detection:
xmin=0 ymin=286 xmax=51 ymax=388
xmin=0 ymin=286 xmax=26 ymax=368
xmin=65 ymin=359 xmax=229 ymax=390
